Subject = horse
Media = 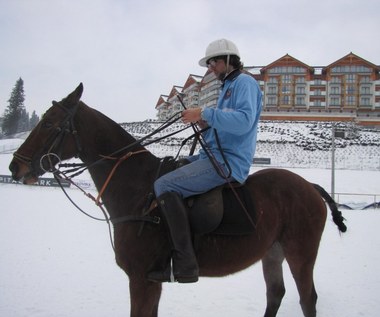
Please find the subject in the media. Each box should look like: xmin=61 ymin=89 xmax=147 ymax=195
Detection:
xmin=9 ymin=83 xmax=346 ymax=317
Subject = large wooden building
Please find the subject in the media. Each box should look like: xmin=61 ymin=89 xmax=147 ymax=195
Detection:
xmin=155 ymin=53 xmax=380 ymax=126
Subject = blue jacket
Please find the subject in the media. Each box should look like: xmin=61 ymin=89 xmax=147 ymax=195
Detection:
xmin=200 ymin=71 xmax=262 ymax=183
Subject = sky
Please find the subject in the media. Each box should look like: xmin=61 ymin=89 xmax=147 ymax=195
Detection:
xmin=1 ymin=0 xmax=379 ymax=122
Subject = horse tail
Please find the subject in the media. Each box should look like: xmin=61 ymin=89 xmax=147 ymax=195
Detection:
xmin=312 ymin=183 xmax=347 ymax=233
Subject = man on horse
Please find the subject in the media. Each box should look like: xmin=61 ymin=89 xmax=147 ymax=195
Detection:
xmin=148 ymin=39 xmax=262 ymax=283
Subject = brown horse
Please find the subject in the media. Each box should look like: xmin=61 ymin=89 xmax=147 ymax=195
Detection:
xmin=9 ymin=84 xmax=346 ymax=317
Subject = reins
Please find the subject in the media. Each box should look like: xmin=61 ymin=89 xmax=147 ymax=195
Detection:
xmin=48 ymin=113 xmax=188 ymax=251
xmin=50 ymin=109 xmax=195 ymax=227
xmin=59 ymin=111 xmax=188 ymax=179
xmin=177 ymin=95 xmax=257 ymax=230
xmin=96 ymin=149 xmax=150 ymax=205
xmin=52 ymin=150 xmax=156 ymax=252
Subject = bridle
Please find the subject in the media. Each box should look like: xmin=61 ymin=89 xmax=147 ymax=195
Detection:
xmin=13 ymin=100 xmax=190 ymax=247
xmin=13 ymin=100 xmax=165 ymax=251
xmin=13 ymin=100 xmax=83 ymax=175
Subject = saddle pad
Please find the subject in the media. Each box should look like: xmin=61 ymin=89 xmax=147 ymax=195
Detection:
xmin=157 ymin=157 xmax=256 ymax=236
xmin=212 ymin=185 xmax=256 ymax=235
xmin=188 ymin=184 xmax=256 ymax=236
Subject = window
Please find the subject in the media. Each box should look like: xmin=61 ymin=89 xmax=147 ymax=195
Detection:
xmin=268 ymin=66 xmax=306 ymax=74
xmin=331 ymin=86 xmax=340 ymax=95
xmin=360 ymin=97 xmax=371 ymax=106
xmin=360 ymin=76 xmax=371 ymax=83
xmin=268 ymin=96 xmax=277 ymax=105
xmin=331 ymin=76 xmax=342 ymax=83
xmin=346 ymin=96 xmax=356 ymax=106
xmin=346 ymin=85 xmax=356 ymax=94
xmin=296 ymin=86 xmax=305 ymax=94
xmin=268 ymin=76 xmax=278 ymax=83
xmin=346 ymin=74 xmax=356 ymax=83
xmin=282 ymin=85 xmax=291 ymax=94
xmin=281 ymin=75 xmax=292 ymax=83
xmin=296 ymin=96 xmax=305 ymax=105
xmin=331 ymin=65 xmax=371 ymax=73
xmin=330 ymin=97 xmax=341 ymax=106
xmin=281 ymin=95 xmax=290 ymax=105
xmin=268 ymin=86 xmax=277 ymax=94
xmin=361 ymin=86 xmax=370 ymax=94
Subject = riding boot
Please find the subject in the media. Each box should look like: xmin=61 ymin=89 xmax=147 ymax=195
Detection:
xmin=148 ymin=192 xmax=199 ymax=283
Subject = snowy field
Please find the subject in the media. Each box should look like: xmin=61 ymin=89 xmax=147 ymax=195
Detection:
xmin=1 ymin=142 xmax=380 ymax=317
xmin=123 ymin=120 xmax=380 ymax=171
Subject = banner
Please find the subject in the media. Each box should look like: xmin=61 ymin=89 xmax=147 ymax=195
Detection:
xmin=0 ymin=175 xmax=71 ymax=188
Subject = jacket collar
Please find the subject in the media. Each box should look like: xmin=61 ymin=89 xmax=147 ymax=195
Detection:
xmin=221 ymin=69 xmax=241 ymax=86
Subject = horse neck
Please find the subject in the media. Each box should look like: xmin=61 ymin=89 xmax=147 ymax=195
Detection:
xmin=74 ymin=105 xmax=160 ymax=217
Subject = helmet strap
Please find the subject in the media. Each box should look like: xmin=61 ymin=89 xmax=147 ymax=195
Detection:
xmin=223 ymin=54 xmax=234 ymax=80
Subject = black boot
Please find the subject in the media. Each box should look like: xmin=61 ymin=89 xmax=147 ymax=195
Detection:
xmin=148 ymin=192 xmax=199 ymax=283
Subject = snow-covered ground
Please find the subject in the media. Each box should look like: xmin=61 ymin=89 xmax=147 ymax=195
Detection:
xmin=0 ymin=122 xmax=379 ymax=316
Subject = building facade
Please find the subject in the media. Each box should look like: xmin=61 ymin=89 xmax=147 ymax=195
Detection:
xmin=155 ymin=53 xmax=380 ymax=125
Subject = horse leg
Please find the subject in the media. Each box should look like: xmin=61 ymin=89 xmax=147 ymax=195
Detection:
xmin=129 ymin=277 xmax=162 ymax=317
xmin=262 ymin=242 xmax=286 ymax=317
xmin=285 ymin=252 xmax=318 ymax=317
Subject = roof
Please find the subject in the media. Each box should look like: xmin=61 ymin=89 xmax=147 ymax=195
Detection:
xmin=322 ymin=52 xmax=380 ymax=72
xmin=260 ymin=54 xmax=314 ymax=73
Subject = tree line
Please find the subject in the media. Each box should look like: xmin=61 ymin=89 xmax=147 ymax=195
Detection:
xmin=0 ymin=78 xmax=40 ymax=137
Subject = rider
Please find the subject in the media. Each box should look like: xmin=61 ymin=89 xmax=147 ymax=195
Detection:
xmin=148 ymin=39 xmax=262 ymax=283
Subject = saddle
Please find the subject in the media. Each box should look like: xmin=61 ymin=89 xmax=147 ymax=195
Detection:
xmin=185 ymin=182 xmax=256 ymax=236
xmin=153 ymin=156 xmax=257 ymax=236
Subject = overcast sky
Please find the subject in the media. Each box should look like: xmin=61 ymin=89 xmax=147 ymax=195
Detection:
xmin=1 ymin=0 xmax=379 ymax=122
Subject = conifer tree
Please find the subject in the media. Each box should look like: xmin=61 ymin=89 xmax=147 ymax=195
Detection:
xmin=30 ymin=110 xmax=40 ymax=129
xmin=18 ymin=108 xmax=30 ymax=132
xmin=2 ymin=78 xmax=26 ymax=136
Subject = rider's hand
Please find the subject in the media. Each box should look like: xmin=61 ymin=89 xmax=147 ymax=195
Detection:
xmin=182 ymin=108 xmax=202 ymax=124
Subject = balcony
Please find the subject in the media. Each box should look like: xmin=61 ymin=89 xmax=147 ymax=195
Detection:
xmin=309 ymin=91 xmax=326 ymax=96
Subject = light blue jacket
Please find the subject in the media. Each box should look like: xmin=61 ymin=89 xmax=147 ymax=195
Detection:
xmin=200 ymin=71 xmax=262 ymax=183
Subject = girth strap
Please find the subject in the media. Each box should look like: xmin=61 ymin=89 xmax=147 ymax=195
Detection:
xmin=111 ymin=215 xmax=160 ymax=226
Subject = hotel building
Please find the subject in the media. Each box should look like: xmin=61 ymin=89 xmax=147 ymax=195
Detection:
xmin=156 ymin=53 xmax=380 ymax=126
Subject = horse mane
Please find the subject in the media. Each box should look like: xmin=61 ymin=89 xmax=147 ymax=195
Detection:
xmin=75 ymin=101 xmax=148 ymax=158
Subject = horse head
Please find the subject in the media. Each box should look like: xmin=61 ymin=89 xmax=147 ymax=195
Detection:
xmin=9 ymin=83 xmax=84 ymax=184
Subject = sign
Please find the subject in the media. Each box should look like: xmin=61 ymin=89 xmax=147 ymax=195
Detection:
xmin=253 ymin=157 xmax=271 ymax=165
xmin=334 ymin=130 xmax=346 ymax=138
xmin=0 ymin=174 xmax=71 ymax=188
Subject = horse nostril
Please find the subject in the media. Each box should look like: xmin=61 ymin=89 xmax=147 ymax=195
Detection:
xmin=9 ymin=161 xmax=19 ymax=179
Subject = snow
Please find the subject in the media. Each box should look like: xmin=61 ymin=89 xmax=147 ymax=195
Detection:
xmin=1 ymin=127 xmax=380 ymax=316
xmin=123 ymin=120 xmax=380 ymax=171
xmin=0 ymin=138 xmax=25 ymax=154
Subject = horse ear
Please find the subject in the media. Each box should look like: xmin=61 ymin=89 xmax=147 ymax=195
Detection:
xmin=65 ymin=83 xmax=84 ymax=105
xmin=76 ymin=82 xmax=84 ymax=96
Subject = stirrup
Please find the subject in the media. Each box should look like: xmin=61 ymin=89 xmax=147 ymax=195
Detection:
xmin=147 ymin=260 xmax=175 ymax=283
xmin=147 ymin=259 xmax=198 ymax=283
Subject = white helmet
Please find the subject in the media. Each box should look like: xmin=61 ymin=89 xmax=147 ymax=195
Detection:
xmin=199 ymin=38 xmax=240 ymax=67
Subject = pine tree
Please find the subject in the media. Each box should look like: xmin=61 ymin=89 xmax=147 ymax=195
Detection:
xmin=2 ymin=78 xmax=26 ymax=136
xmin=30 ymin=110 xmax=40 ymax=129
xmin=18 ymin=108 xmax=30 ymax=132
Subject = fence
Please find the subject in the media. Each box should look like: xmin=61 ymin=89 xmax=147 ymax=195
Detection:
xmin=334 ymin=192 xmax=379 ymax=209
